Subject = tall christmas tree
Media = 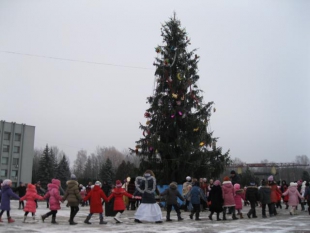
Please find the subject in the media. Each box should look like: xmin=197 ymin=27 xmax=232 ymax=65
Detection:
xmin=131 ymin=14 xmax=230 ymax=184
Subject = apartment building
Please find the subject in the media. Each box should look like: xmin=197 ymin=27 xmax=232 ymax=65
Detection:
xmin=0 ymin=120 xmax=35 ymax=187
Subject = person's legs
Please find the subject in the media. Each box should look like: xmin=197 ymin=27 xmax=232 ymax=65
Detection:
xmin=166 ymin=204 xmax=172 ymax=221
xmin=84 ymin=213 xmax=93 ymax=224
xmin=174 ymin=204 xmax=183 ymax=221
xmin=51 ymin=210 xmax=58 ymax=224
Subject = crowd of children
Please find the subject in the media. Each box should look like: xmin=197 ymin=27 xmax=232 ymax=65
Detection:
xmin=0 ymin=170 xmax=309 ymax=226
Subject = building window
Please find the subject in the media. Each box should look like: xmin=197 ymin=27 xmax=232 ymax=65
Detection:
xmin=0 ymin=169 xmax=7 ymax=177
xmin=13 ymin=158 xmax=19 ymax=166
xmin=13 ymin=146 xmax=20 ymax=153
xmin=15 ymin=133 xmax=21 ymax=142
xmin=1 ymin=157 xmax=8 ymax=165
xmin=11 ymin=170 xmax=18 ymax=177
xmin=3 ymin=145 xmax=9 ymax=152
xmin=4 ymin=132 xmax=11 ymax=140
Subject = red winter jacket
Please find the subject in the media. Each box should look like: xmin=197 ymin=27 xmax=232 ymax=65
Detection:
xmin=84 ymin=185 xmax=108 ymax=213
xmin=20 ymin=184 xmax=44 ymax=213
xmin=270 ymin=183 xmax=282 ymax=203
xmin=108 ymin=187 xmax=133 ymax=211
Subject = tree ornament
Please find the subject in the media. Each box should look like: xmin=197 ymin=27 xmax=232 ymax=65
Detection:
xmin=213 ymin=108 xmax=216 ymax=112
xmin=193 ymin=127 xmax=199 ymax=132
xmin=176 ymin=100 xmax=181 ymax=106
xmin=171 ymin=114 xmax=175 ymax=118
xmin=177 ymin=73 xmax=183 ymax=80
xmin=155 ymin=46 xmax=161 ymax=53
xmin=146 ymin=120 xmax=150 ymax=125
xmin=135 ymin=148 xmax=139 ymax=155
xmin=195 ymin=54 xmax=200 ymax=60
xmin=144 ymin=112 xmax=151 ymax=118
xmin=172 ymin=93 xmax=178 ymax=99
xmin=181 ymin=95 xmax=185 ymax=101
xmin=164 ymin=59 xmax=169 ymax=65
xmin=199 ymin=142 xmax=205 ymax=147
xmin=178 ymin=111 xmax=182 ymax=116
xmin=182 ymin=113 xmax=187 ymax=119
xmin=158 ymin=99 xmax=163 ymax=106
xmin=135 ymin=145 xmax=141 ymax=149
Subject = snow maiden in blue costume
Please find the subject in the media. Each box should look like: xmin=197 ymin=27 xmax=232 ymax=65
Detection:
xmin=134 ymin=170 xmax=163 ymax=223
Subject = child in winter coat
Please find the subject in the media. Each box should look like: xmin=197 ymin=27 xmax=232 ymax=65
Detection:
xmin=108 ymin=180 xmax=138 ymax=223
xmin=160 ymin=182 xmax=185 ymax=221
xmin=245 ymin=182 xmax=259 ymax=218
xmin=20 ymin=183 xmax=44 ymax=222
xmin=259 ymin=180 xmax=272 ymax=218
xmin=303 ymin=182 xmax=310 ymax=215
xmin=83 ymin=181 xmax=109 ymax=224
xmin=0 ymin=179 xmax=20 ymax=223
xmin=282 ymin=182 xmax=304 ymax=215
xmin=80 ymin=186 xmax=86 ymax=206
xmin=268 ymin=175 xmax=282 ymax=216
xmin=234 ymin=183 xmax=245 ymax=219
xmin=222 ymin=176 xmax=238 ymax=220
xmin=186 ymin=181 xmax=206 ymax=221
xmin=208 ymin=180 xmax=223 ymax=221
xmin=41 ymin=179 xmax=63 ymax=224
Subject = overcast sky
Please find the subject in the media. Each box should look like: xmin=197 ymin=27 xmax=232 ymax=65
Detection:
xmin=0 ymin=0 xmax=309 ymax=164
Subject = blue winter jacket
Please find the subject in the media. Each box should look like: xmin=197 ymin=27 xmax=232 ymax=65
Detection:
xmin=187 ymin=185 xmax=206 ymax=205
xmin=1 ymin=185 xmax=20 ymax=210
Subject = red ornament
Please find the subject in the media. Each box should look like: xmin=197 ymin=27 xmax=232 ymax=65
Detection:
xmin=144 ymin=112 xmax=151 ymax=118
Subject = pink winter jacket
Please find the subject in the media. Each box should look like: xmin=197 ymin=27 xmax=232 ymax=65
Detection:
xmin=20 ymin=184 xmax=44 ymax=213
xmin=234 ymin=184 xmax=245 ymax=210
xmin=282 ymin=183 xmax=303 ymax=206
xmin=44 ymin=179 xmax=62 ymax=211
xmin=222 ymin=181 xmax=235 ymax=207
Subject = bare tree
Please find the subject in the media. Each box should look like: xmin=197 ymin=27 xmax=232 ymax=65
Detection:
xmin=72 ymin=149 xmax=88 ymax=178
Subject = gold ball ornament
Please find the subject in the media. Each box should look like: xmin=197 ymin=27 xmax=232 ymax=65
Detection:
xmin=172 ymin=93 xmax=178 ymax=99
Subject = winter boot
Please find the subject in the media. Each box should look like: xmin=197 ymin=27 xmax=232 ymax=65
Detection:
xmin=114 ymin=212 xmax=123 ymax=223
xmin=23 ymin=216 xmax=27 ymax=223
xmin=99 ymin=216 xmax=107 ymax=225
xmin=195 ymin=212 xmax=201 ymax=221
xmin=189 ymin=213 xmax=193 ymax=220
xmin=8 ymin=217 xmax=15 ymax=223
xmin=32 ymin=215 xmax=36 ymax=221
xmin=166 ymin=212 xmax=172 ymax=221
xmin=208 ymin=214 xmax=213 ymax=221
xmin=84 ymin=215 xmax=91 ymax=224
xmin=216 ymin=213 xmax=221 ymax=221
xmin=223 ymin=211 xmax=227 ymax=221
xmin=41 ymin=214 xmax=48 ymax=223
xmin=51 ymin=216 xmax=58 ymax=224
xmin=247 ymin=209 xmax=252 ymax=218
xmin=239 ymin=213 xmax=243 ymax=219
xmin=177 ymin=213 xmax=183 ymax=221
xmin=232 ymin=213 xmax=238 ymax=220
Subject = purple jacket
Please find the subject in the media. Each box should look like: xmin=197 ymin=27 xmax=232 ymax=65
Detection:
xmin=222 ymin=181 xmax=235 ymax=207
xmin=283 ymin=184 xmax=303 ymax=206
xmin=1 ymin=185 xmax=20 ymax=210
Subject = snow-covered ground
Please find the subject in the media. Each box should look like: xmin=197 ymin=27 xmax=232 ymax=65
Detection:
xmin=0 ymin=200 xmax=309 ymax=233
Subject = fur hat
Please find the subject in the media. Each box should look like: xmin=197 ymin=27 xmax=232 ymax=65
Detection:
xmin=214 ymin=180 xmax=221 ymax=186
xmin=186 ymin=176 xmax=191 ymax=181
xmin=249 ymin=182 xmax=256 ymax=186
xmin=116 ymin=180 xmax=122 ymax=188
xmin=202 ymin=178 xmax=207 ymax=182
xmin=70 ymin=174 xmax=77 ymax=180
xmin=95 ymin=181 xmax=102 ymax=187
xmin=223 ymin=176 xmax=230 ymax=181
xmin=267 ymin=175 xmax=273 ymax=181
xmin=290 ymin=182 xmax=297 ymax=187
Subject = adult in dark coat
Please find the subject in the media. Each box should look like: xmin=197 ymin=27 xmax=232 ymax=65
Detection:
xmin=160 ymin=182 xmax=184 ymax=221
xmin=230 ymin=170 xmax=240 ymax=185
xmin=0 ymin=179 xmax=20 ymax=222
xmin=127 ymin=177 xmax=136 ymax=210
xmin=208 ymin=180 xmax=224 ymax=221
xmin=15 ymin=182 xmax=26 ymax=209
xmin=259 ymin=180 xmax=272 ymax=218
xmin=245 ymin=182 xmax=259 ymax=218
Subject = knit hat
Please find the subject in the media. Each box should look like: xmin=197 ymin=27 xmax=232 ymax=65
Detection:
xmin=290 ymin=182 xmax=297 ymax=187
xmin=230 ymin=170 xmax=236 ymax=175
xmin=116 ymin=180 xmax=122 ymax=188
xmin=95 ymin=181 xmax=102 ymax=187
xmin=203 ymin=178 xmax=207 ymax=182
xmin=267 ymin=175 xmax=273 ymax=181
xmin=214 ymin=180 xmax=221 ymax=186
xmin=297 ymin=180 xmax=302 ymax=185
xmin=249 ymin=182 xmax=256 ymax=186
xmin=2 ymin=179 xmax=11 ymax=186
xmin=71 ymin=174 xmax=77 ymax=180
xmin=223 ymin=176 xmax=230 ymax=181
xmin=186 ymin=176 xmax=191 ymax=181
xmin=234 ymin=183 xmax=240 ymax=191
